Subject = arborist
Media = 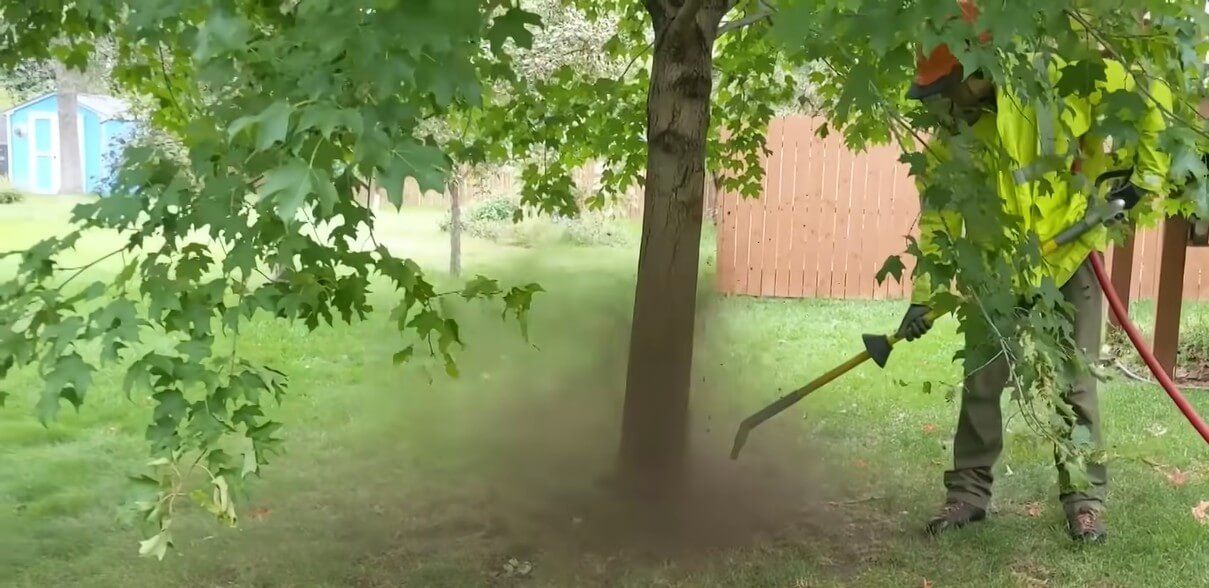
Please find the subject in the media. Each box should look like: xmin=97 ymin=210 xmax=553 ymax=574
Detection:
xmin=901 ymin=1 xmax=1171 ymax=543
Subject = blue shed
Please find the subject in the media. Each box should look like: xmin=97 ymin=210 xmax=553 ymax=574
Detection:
xmin=4 ymin=92 xmax=140 ymax=195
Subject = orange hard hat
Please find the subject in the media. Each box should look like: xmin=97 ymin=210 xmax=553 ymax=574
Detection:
xmin=908 ymin=0 xmax=990 ymax=100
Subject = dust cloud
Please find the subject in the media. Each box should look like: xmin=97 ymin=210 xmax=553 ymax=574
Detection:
xmin=385 ymin=285 xmax=846 ymax=565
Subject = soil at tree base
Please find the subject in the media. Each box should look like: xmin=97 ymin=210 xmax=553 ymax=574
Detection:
xmin=357 ymin=291 xmax=869 ymax=582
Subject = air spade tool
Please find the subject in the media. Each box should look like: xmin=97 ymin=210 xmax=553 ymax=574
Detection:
xmin=730 ymin=170 xmax=1132 ymax=459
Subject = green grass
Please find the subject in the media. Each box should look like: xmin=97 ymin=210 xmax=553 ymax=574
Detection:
xmin=1 ymin=198 xmax=1207 ymax=587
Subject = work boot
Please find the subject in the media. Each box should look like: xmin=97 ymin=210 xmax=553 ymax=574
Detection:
xmin=1067 ymin=507 xmax=1107 ymax=543
xmin=925 ymin=499 xmax=987 ymax=535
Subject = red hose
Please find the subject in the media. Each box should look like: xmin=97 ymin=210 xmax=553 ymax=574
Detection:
xmin=1089 ymin=253 xmax=1209 ymax=444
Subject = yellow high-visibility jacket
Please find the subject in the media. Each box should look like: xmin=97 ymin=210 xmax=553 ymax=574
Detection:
xmin=911 ymin=59 xmax=1172 ymax=305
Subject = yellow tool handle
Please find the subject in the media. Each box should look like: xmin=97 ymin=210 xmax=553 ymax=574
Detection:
xmin=730 ymin=347 xmax=875 ymax=458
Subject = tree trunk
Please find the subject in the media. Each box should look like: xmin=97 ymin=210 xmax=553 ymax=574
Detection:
xmin=53 ymin=63 xmax=86 ymax=195
xmin=618 ymin=1 xmax=725 ymax=487
xmin=56 ymin=91 xmax=84 ymax=195
xmin=449 ymin=172 xmax=463 ymax=277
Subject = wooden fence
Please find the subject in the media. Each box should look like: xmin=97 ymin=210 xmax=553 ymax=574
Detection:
xmin=715 ymin=115 xmax=1209 ymax=301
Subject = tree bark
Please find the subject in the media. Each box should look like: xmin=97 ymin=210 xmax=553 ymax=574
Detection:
xmin=53 ymin=63 xmax=86 ymax=195
xmin=56 ymin=91 xmax=84 ymax=195
xmin=449 ymin=172 xmax=463 ymax=277
xmin=618 ymin=1 xmax=726 ymax=486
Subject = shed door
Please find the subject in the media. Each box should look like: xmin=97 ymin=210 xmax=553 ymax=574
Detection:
xmin=28 ymin=114 xmax=59 ymax=194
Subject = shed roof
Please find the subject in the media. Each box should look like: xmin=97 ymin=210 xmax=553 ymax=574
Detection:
xmin=77 ymin=93 xmax=135 ymax=121
xmin=3 ymin=92 xmax=136 ymax=122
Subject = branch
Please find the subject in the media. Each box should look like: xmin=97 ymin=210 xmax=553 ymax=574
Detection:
xmin=619 ymin=40 xmax=655 ymax=79
xmin=718 ymin=8 xmax=773 ymax=36
xmin=1064 ymin=9 xmax=1209 ymax=143
xmin=671 ymin=0 xmax=706 ymax=39
xmin=59 ymin=246 xmax=126 ymax=289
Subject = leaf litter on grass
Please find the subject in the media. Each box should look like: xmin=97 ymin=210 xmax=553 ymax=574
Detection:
xmin=1193 ymin=501 xmax=1209 ymax=525
xmin=1165 ymin=469 xmax=1190 ymax=488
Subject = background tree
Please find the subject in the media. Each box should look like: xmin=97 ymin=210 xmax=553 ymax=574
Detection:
xmin=54 ymin=64 xmax=85 ymax=194
xmin=0 ymin=0 xmax=543 ymax=557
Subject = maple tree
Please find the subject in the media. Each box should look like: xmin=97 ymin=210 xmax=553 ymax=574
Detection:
xmin=0 ymin=0 xmax=545 ymax=558
xmin=0 ymin=0 xmax=1204 ymax=558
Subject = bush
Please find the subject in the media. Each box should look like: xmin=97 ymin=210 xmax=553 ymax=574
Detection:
xmin=1108 ymin=316 xmax=1209 ymax=381
xmin=1179 ymin=321 xmax=1209 ymax=368
xmin=440 ymin=197 xmax=520 ymax=240
xmin=0 ymin=181 xmax=24 ymax=204
xmin=439 ymin=198 xmax=630 ymax=248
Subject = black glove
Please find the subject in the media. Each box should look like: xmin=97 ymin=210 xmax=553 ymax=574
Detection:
xmin=897 ymin=304 xmax=934 ymax=342
xmin=1108 ymin=181 xmax=1143 ymax=210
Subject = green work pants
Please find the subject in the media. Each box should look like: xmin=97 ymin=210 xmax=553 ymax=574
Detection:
xmin=945 ymin=257 xmax=1106 ymax=515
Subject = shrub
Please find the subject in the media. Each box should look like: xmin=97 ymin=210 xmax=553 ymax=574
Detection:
xmin=1107 ymin=316 xmax=1209 ymax=380
xmin=467 ymin=197 xmax=519 ymax=224
xmin=1179 ymin=320 xmax=1209 ymax=368
xmin=438 ymin=198 xmax=630 ymax=248
xmin=0 ymin=181 xmax=24 ymax=204
xmin=440 ymin=196 xmax=520 ymax=240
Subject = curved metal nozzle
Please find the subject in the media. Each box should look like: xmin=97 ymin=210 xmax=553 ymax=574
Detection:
xmin=730 ymin=422 xmax=753 ymax=460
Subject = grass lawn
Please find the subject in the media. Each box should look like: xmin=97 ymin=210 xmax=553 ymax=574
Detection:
xmin=2 ymin=197 xmax=1208 ymax=587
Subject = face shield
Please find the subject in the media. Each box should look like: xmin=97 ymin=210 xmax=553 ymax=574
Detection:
xmin=914 ymin=76 xmax=995 ymax=131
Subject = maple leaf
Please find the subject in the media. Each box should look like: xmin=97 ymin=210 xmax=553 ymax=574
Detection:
xmin=1166 ymin=469 xmax=1190 ymax=488
xmin=922 ymin=423 xmax=938 ymax=435
xmin=1024 ymin=503 xmax=1042 ymax=518
xmin=922 ymin=578 xmax=934 ymax=588
xmin=1193 ymin=501 xmax=1209 ymax=525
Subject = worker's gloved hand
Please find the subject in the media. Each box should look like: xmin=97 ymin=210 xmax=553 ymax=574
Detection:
xmin=897 ymin=304 xmax=934 ymax=341
xmin=1109 ymin=181 xmax=1144 ymax=210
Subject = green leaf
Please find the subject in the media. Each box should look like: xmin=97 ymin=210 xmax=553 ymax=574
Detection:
xmin=311 ymin=168 xmax=339 ymax=216
xmin=408 ymin=309 xmax=446 ymax=340
xmin=394 ymin=140 xmax=449 ymax=195
xmin=1171 ymin=149 xmax=1208 ymax=183
xmin=298 ymin=105 xmax=362 ymax=139
xmin=152 ymin=389 xmax=189 ymax=423
xmin=392 ymin=346 xmax=415 ymax=365
xmin=242 ymin=447 xmax=259 ymax=478
xmin=138 ymin=530 xmax=172 ymax=560
xmin=114 ymin=257 xmax=139 ymax=289
xmin=502 ymin=283 xmax=544 ymax=339
xmin=487 ymin=7 xmax=543 ymax=52
xmin=260 ymin=159 xmax=312 ymax=221
xmin=875 ymin=255 xmax=905 ymax=285
xmin=1056 ymin=59 xmax=1106 ymax=98
xmin=195 ymin=9 xmax=251 ymax=60
xmin=38 ymin=353 xmax=94 ymax=423
xmin=256 ymin=101 xmax=294 ymax=151
xmin=461 ymin=275 xmax=501 ymax=300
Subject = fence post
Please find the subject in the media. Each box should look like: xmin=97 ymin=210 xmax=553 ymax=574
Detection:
xmin=1108 ymin=238 xmax=1135 ymax=329
xmin=1154 ymin=216 xmax=1189 ymax=378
